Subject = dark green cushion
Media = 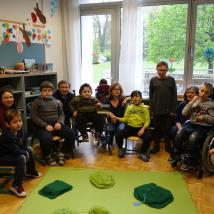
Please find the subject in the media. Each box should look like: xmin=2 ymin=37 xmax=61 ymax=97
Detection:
xmin=134 ymin=183 xmax=174 ymax=208
xmin=39 ymin=180 xmax=73 ymax=199
xmin=89 ymin=172 xmax=115 ymax=189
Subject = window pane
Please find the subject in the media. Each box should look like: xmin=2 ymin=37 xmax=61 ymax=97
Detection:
xmin=192 ymin=4 xmax=214 ymax=86
xmin=81 ymin=14 xmax=111 ymax=91
xmin=143 ymin=4 xmax=188 ymax=97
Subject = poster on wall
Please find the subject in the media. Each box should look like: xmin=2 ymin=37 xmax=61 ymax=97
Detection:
xmin=0 ymin=21 xmax=52 ymax=45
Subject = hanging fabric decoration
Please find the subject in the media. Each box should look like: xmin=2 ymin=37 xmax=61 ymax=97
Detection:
xmin=34 ymin=2 xmax=46 ymax=24
xmin=51 ymin=0 xmax=58 ymax=17
xmin=19 ymin=24 xmax=31 ymax=47
xmin=15 ymin=30 xmax=23 ymax=53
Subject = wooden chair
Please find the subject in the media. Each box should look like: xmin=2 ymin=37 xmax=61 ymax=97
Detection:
xmin=0 ymin=166 xmax=15 ymax=194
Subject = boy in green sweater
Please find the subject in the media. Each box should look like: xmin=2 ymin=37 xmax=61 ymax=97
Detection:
xmin=109 ymin=90 xmax=152 ymax=161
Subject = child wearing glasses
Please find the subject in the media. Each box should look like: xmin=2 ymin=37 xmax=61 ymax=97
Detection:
xmin=149 ymin=61 xmax=177 ymax=154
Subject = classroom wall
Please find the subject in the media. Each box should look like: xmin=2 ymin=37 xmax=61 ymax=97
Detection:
xmin=0 ymin=0 xmax=64 ymax=80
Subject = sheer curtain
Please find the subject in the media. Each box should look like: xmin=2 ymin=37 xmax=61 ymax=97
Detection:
xmin=61 ymin=0 xmax=81 ymax=92
xmin=119 ymin=0 xmax=143 ymax=95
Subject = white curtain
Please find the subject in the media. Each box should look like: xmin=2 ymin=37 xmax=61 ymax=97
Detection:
xmin=61 ymin=0 xmax=82 ymax=92
xmin=119 ymin=0 xmax=143 ymax=95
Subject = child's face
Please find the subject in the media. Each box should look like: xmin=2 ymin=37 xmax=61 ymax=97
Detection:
xmin=81 ymin=87 xmax=92 ymax=98
xmin=132 ymin=95 xmax=141 ymax=105
xmin=1 ymin=92 xmax=14 ymax=108
xmin=199 ymin=85 xmax=211 ymax=101
xmin=186 ymin=88 xmax=197 ymax=102
xmin=6 ymin=115 xmax=22 ymax=133
xmin=59 ymin=84 xmax=70 ymax=96
xmin=157 ymin=65 xmax=168 ymax=79
xmin=41 ymin=87 xmax=53 ymax=99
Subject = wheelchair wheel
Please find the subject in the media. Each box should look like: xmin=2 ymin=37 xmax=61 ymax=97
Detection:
xmin=202 ymin=134 xmax=214 ymax=173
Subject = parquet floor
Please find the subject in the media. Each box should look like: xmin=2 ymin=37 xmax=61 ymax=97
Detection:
xmin=0 ymin=141 xmax=213 ymax=214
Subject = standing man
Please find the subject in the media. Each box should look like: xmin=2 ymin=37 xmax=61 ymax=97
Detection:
xmin=149 ymin=61 xmax=177 ymax=154
xmin=53 ymin=80 xmax=75 ymax=127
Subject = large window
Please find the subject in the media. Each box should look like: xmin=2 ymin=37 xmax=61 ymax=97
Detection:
xmin=81 ymin=1 xmax=214 ymax=96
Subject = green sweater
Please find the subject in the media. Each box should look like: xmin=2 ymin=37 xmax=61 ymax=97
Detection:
xmin=118 ymin=103 xmax=150 ymax=128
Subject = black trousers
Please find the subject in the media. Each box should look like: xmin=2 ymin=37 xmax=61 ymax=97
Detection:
xmin=153 ymin=114 xmax=173 ymax=148
xmin=35 ymin=123 xmax=75 ymax=157
xmin=115 ymin=125 xmax=152 ymax=153
xmin=75 ymin=112 xmax=105 ymax=136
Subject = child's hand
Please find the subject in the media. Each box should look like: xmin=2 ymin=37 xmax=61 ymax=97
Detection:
xmin=95 ymin=103 xmax=101 ymax=110
xmin=195 ymin=113 xmax=205 ymax=122
xmin=192 ymin=95 xmax=199 ymax=103
xmin=46 ymin=125 xmax=54 ymax=132
xmin=107 ymin=112 xmax=116 ymax=119
xmin=54 ymin=122 xmax=61 ymax=130
xmin=122 ymin=96 xmax=131 ymax=106
xmin=73 ymin=111 xmax=78 ymax=117
xmin=137 ymin=127 xmax=145 ymax=137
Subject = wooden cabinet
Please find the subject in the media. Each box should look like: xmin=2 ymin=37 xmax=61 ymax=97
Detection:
xmin=0 ymin=72 xmax=57 ymax=133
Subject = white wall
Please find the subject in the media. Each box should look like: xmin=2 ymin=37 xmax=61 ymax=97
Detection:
xmin=0 ymin=0 xmax=64 ymax=81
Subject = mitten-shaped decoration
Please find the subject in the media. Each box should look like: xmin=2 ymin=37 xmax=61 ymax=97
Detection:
xmin=19 ymin=24 xmax=31 ymax=47
xmin=31 ymin=12 xmax=37 ymax=23
xmin=34 ymin=2 xmax=46 ymax=24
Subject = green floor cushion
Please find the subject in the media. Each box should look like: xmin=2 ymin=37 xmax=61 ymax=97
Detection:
xmin=39 ymin=180 xmax=73 ymax=199
xmin=89 ymin=172 xmax=115 ymax=189
xmin=89 ymin=206 xmax=111 ymax=214
xmin=134 ymin=183 xmax=174 ymax=209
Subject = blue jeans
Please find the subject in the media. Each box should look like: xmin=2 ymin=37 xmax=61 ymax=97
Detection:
xmin=0 ymin=147 xmax=37 ymax=187
xmin=108 ymin=122 xmax=125 ymax=143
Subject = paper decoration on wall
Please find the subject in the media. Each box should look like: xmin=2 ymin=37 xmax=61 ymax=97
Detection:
xmin=51 ymin=0 xmax=58 ymax=17
xmin=19 ymin=24 xmax=31 ymax=47
xmin=1 ymin=22 xmax=19 ymax=44
xmin=28 ymin=27 xmax=52 ymax=45
xmin=1 ymin=22 xmax=52 ymax=46
xmin=16 ymin=30 xmax=23 ymax=53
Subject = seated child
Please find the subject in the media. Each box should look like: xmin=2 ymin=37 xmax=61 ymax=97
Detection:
xmin=174 ymin=82 xmax=214 ymax=170
xmin=109 ymin=90 xmax=152 ymax=161
xmin=0 ymin=109 xmax=41 ymax=197
xmin=53 ymin=80 xmax=75 ymax=127
xmin=30 ymin=81 xmax=75 ymax=165
xmin=95 ymin=79 xmax=110 ymax=103
xmin=70 ymin=83 xmax=105 ymax=141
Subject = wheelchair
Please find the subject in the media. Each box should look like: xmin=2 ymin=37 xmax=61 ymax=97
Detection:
xmin=72 ymin=114 xmax=112 ymax=155
xmin=170 ymin=128 xmax=214 ymax=179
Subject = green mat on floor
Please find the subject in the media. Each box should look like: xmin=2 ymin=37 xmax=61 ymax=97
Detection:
xmin=18 ymin=168 xmax=198 ymax=214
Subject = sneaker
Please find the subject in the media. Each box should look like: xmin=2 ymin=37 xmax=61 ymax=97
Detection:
xmin=45 ymin=157 xmax=57 ymax=166
xmin=57 ymin=152 xmax=65 ymax=166
xmin=149 ymin=146 xmax=160 ymax=154
xmin=118 ymin=148 xmax=125 ymax=158
xmin=10 ymin=185 xmax=27 ymax=197
xmin=138 ymin=153 xmax=150 ymax=162
xmin=25 ymin=171 xmax=42 ymax=178
xmin=180 ymin=162 xmax=191 ymax=171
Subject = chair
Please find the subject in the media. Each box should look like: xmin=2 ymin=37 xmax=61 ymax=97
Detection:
xmin=124 ymin=136 xmax=143 ymax=154
xmin=0 ymin=166 xmax=15 ymax=194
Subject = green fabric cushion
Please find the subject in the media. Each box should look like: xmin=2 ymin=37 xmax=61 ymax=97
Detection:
xmin=134 ymin=183 xmax=174 ymax=209
xmin=89 ymin=206 xmax=111 ymax=214
xmin=50 ymin=208 xmax=79 ymax=214
xmin=89 ymin=172 xmax=115 ymax=189
xmin=39 ymin=180 xmax=73 ymax=199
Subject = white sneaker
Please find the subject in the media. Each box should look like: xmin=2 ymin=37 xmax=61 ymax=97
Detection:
xmin=10 ymin=185 xmax=27 ymax=197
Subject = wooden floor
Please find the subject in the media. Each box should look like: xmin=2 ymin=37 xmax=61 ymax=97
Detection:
xmin=0 ymin=141 xmax=214 ymax=214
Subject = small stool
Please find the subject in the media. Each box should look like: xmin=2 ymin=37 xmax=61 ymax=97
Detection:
xmin=124 ymin=136 xmax=143 ymax=154
xmin=0 ymin=166 xmax=15 ymax=194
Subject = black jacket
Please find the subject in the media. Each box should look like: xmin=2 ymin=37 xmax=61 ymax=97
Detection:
xmin=0 ymin=128 xmax=27 ymax=157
